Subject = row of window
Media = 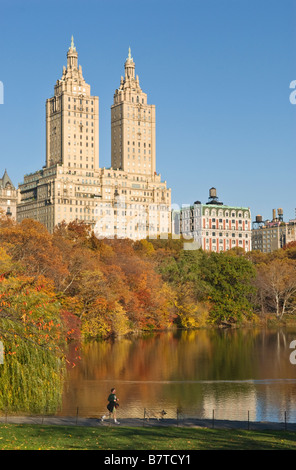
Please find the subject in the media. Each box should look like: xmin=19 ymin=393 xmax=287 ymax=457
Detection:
xmin=206 ymin=232 xmax=249 ymax=238
xmin=68 ymin=97 xmax=94 ymax=105
xmin=205 ymin=240 xmax=249 ymax=246
xmin=67 ymin=112 xmax=95 ymax=119
xmin=68 ymin=105 xmax=94 ymax=113
xmin=68 ymin=142 xmax=94 ymax=147
xmin=204 ymin=210 xmax=249 ymax=218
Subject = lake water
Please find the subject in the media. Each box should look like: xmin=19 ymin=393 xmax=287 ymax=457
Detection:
xmin=60 ymin=327 xmax=296 ymax=423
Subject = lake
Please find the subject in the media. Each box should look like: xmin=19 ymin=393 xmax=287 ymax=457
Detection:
xmin=60 ymin=327 xmax=296 ymax=423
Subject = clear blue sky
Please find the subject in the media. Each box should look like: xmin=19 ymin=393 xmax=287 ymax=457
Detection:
xmin=0 ymin=0 xmax=295 ymax=221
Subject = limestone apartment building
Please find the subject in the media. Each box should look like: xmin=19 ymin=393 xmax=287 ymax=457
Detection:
xmin=175 ymin=188 xmax=252 ymax=252
xmin=17 ymin=38 xmax=171 ymax=239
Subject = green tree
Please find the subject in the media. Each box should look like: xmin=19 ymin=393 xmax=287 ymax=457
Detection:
xmin=199 ymin=251 xmax=257 ymax=325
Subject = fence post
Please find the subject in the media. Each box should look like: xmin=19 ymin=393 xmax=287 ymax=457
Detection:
xmin=247 ymin=410 xmax=250 ymax=430
xmin=212 ymin=409 xmax=215 ymax=428
xmin=143 ymin=408 xmax=146 ymax=426
xmin=284 ymin=411 xmax=287 ymax=431
xmin=76 ymin=406 xmax=79 ymax=425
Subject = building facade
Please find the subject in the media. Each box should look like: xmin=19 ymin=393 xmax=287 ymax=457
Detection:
xmin=17 ymin=39 xmax=171 ymax=238
xmin=0 ymin=169 xmax=18 ymax=219
xmin=252 ymin=209 xmax=296 ymax=252
xmin=46 ymin=36 xmax=99 ymax=171
xmin=111 ymin=47 xmax=156 ymax=177
xmin=175 ymin=188 xmax=252 ymax=252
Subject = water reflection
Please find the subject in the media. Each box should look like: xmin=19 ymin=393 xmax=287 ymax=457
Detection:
xmin=60 ymin=328 xmax=296 ymax=422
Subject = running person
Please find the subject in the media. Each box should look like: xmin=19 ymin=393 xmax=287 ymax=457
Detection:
xmin=101 ymin=388 xmax=120 ymax=424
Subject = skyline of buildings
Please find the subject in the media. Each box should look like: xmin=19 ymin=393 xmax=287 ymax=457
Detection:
xmin=1 ymin=37 xmax=295 ymax=252
xmin=1 ymin=1 xmax=295 ymax=226
xmin=16 ymin=38 xmax=171 ymax=239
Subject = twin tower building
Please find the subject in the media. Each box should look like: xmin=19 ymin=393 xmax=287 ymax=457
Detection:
xmin=17 ymin=38 xmax=171 ymax=239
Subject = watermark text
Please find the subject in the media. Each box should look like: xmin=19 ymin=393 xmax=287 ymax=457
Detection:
xmin=289 ymin=80 xmax=296 ymax=104
xmin=0 ymin=81 xmax=3 ymax=104
xmin=0 ymin=341 xmax=3 ymax=364
xmin=289 ymin=340 xmax=296 ymax=364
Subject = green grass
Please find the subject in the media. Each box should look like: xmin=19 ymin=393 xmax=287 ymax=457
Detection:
xmin=0 ymin=423 xmax=296 ymax=450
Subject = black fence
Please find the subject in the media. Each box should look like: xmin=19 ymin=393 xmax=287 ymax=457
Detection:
xmin=1 ymin=406 xmax=296 ymax=431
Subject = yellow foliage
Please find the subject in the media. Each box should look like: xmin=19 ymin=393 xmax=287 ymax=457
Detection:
xmin=175 ymin=299 xmax=209 ymax=328
xmin=108 ymin=302 xmax=131 ymax=337
xmin=0 ymin=247 xmax=14 ymax=273
xmin=81 ymin=311 xmax=111 ymax=339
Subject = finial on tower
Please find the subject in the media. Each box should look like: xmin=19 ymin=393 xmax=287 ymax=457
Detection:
xmin=69 ymin=35 xmax=76 ymax=52
xmin=127 ymin=46 xmax=132 ymax=61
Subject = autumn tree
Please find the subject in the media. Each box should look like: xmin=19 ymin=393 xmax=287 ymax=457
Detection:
xmin=255 ymin=258 xmax=296 ymax=319
xmin=0 ymin=248 xmax=66 ymax=413
xmin=158 ymin=249 xmax=210 ymax=328
xmin=0 ymin=218 xmax=68 ymax=289
xmin=199 ymin=251 xmax=257 ymax=325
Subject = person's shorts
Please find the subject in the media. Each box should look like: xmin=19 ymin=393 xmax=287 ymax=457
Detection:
xmin=107 ymin=402 xmax=115 ymax=412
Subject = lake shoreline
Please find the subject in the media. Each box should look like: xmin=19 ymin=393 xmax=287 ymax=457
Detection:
xmin=90 ymin=315 xmax=296 ymax=343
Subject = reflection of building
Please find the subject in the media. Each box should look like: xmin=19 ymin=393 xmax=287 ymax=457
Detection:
xmin=252 ymin=209 xmax=296 ymax=253
xmin=17 ymin=38 xmax=171 ymax=238
xmin=0 ymin=169 xmax=18 ymax=219
xmin=174 ymin=188 xmax=252 ymax=252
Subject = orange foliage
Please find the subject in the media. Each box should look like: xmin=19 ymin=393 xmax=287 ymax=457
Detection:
xmin=0 ymin=220 xmax=177 ymax=339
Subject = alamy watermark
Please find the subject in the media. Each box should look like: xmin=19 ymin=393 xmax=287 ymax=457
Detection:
xmin=0 ymin=341 xmax=3 ymax=364
xmin=289 ymin=80 xmax=296 ymax=104
xmin=289 ymin=340 xmax=296 ymax=364
xmin=0 ymin=81 xmax=3 ymax=104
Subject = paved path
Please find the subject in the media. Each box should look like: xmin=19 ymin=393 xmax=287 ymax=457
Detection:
xmin=1 ymin=415 xmax=295 ymax=431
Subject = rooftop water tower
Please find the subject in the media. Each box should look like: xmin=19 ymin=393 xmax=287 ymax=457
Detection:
xmin=252 ymin=214 xmax=264 ymax=229
xmin=278 ymin=208 xmax=284 ymax=222
xmin=206 ymin=187 xmax=223 ymax=205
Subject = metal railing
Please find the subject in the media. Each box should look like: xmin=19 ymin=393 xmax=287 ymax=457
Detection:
xmin=1 ymin=405 xmax=296 ymax=430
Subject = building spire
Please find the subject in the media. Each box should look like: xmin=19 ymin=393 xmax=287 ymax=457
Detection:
xmin=125 ymin=46 xmax=135 ymax=80
xmin=67 ymin=35 xmax=78 ymax=70
xmin=127 ymin=46 xmax=132 ymax=61
xmin=69 ymin=35 xmax=76 ymax=52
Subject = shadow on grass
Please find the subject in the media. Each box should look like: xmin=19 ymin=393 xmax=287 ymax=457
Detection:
xmin=1 ymin=424 xmax=296 ymax=450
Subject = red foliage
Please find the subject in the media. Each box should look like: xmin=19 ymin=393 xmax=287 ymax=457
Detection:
xmin=60 ymin=310 xmax=81 ymax=342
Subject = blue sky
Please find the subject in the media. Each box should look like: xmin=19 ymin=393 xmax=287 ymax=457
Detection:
xmin=0 ymin=0 xmax=295 ymax=221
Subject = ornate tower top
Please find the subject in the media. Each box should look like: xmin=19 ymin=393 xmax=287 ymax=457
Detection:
xmin=69 ymin=35 xmax=76 ymax=52
xmin=124 ymin=46 xmax=136 ymax=81
xmin=55 ymin=35 xmax=86 ymax=88
xmin=127 ymin=46 xmax=132 ymax=61
xmin=66 ymin=35 xmax=78 ymax=71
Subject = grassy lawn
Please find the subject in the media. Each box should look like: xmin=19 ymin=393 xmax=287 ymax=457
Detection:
xmin=0 ymin=423 xmax=295 ymax=450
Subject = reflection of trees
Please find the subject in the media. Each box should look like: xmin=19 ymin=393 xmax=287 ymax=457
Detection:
xmin=63 ymin=328 xmax=296 ymax=416
xmin=204 ymin=329 xmax=261 ymax=380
